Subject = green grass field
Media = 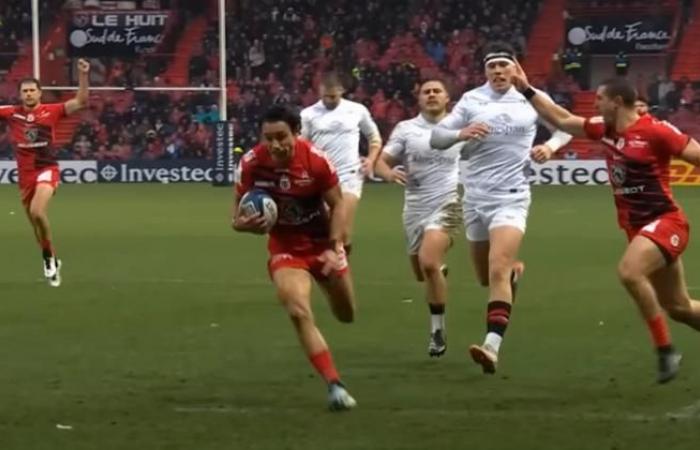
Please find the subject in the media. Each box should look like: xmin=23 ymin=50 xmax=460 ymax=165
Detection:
xmin=1 ymin=183 xmax=700 ymax=450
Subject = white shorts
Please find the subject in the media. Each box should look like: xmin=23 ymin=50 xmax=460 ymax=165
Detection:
xmin=339 ymin=171 xmax=364 ymax=199
xmin=404 ymin=199 xmax=462 ymax=255
xmin=463 ymin=195 xmax=531 ymax=242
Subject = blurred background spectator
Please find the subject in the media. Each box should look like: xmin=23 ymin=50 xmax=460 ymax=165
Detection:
xmin=2 ymin=0 xmax=700 ymax=161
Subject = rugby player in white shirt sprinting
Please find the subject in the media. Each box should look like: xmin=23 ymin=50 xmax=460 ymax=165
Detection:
xmin=430 ymin=42 xmax=572 ymax=373
xmin=301 ymin=72 xmax=382 ymax=255
xmin=374 ymin=79 xmax=462 ymax=357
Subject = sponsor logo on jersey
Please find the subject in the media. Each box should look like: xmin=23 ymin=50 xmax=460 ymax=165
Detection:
xmin=488 ymin=113 xmax=529 ymax=136
xmin=671 ymin=234 xmax=680 ymax=247
xmin=25 ymin=128 xmax=39 ymax=142
xmin=611 ymin=164 xmax=626 ymax=185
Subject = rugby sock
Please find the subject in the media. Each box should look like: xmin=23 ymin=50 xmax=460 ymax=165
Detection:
xmin=484 ymin=301 xmax=512 ymax=353
xmin=647 ymin=314 xmax=672 ymax=351
xmin=309 ymin=349 xmax=340 ymax=384
xmin=429 ymin=303 xmax=445 ymax=333
xmin=40 ymin=239 xmax=54 ymax=259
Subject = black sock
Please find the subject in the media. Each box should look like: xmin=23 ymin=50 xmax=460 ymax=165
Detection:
xmin=486 ymin=301 xmax=512 ymax=337
xmin=429 ymin=303 xmax=445 ymax=315
xmin=658 ymin=344 xmax=675 ymax=355
xmin=42 ymin=249 xmax=53 ymax=260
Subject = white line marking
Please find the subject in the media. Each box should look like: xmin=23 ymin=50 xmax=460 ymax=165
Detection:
xmin=666 ymin=399 xmax=700 ymax=420
xmin=33 ymin=278 xmax=472 ymax=288
xmin=173 ymin=405 xmax=667 ymax=422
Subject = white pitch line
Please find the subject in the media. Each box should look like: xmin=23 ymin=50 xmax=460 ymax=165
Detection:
xmin=58 ymin=278 xmax=466 ymax=288
xmin=173 ymin=405 xmax=666 ymax=422
xmin=666 ymin=399 xmax=700 ymax=420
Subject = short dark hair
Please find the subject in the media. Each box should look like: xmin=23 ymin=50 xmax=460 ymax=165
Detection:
xmin=260 ymin=104 xmax=301 ymax=134
xmin=418 ymin=78 xmax=448 ymax=90
xmin=482 ymin=41 xmax=517 ymax=59
xmin=600 ymin=77 xmax=637 ymax=107
xmin=320 ymin=71 xmax=345 ymax=90
xmin=18 ymin=77 xmax=42 ymax=91
xmin=417 ymin=78 xmax=450 ymax=96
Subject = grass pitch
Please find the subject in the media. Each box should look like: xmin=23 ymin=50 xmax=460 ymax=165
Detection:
xmin=1 ymin=183 xmax=699 ymax=449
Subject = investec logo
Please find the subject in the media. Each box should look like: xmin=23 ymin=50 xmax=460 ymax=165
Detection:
xmin=98 ymin=163 xmax=213 ymax=183
xmin=100 ymin=164 xmax=119 ymax=181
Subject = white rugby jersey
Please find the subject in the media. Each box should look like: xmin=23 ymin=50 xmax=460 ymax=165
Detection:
xmin=383 ymin=113 xmax=461 ymax=211
xmin=300 ymin=98 xmax=379 ymax=177
xmin=436 ymin=83 xmax=551 ymax=200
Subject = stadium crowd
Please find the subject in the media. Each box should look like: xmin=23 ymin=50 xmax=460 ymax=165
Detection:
xmin=2 ymin=0 xmax=700 ymax=161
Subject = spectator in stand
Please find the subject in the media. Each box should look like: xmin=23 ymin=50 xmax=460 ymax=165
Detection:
xmin=614 ymin=51 xmax=629 ymax=76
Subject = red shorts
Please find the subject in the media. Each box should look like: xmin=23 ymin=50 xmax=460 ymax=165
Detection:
xmin=19 ymin=166 xmax=60 ymax=207
xmin=625 ymin=211 xmax=689 ymax=262
xmin=268 ymin=247 xmax=349 ymax=281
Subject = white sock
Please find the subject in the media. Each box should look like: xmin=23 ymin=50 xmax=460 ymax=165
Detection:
xmin=430 ymin=314 xmax=445 ymax=333
xmin=484 ymin=332 xmax=502 ymax=353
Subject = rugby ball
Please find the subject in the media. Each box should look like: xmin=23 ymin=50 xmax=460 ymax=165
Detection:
xmin=239 ymin=189 xmax=278 ymax=229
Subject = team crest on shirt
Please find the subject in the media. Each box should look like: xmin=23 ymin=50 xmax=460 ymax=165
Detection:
xmin=25 ymin=128 xmax=39 ymax=143
xmin=279 ymin=175 xmax=291 ymax=191
xmin=611 ymin=164 xmax=626 ymax=186
xmin=26 ymin=113 xmax=35 ymax=123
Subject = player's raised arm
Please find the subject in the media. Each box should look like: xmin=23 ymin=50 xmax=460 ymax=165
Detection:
xmin=678 ymin=138 xmax=700 ymax=166
xmin=511 ymin=60 xmax=587 ymax=138
xmin=64 ymin=59 xmax=90 ymax=115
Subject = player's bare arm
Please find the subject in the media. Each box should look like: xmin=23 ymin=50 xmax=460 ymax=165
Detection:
xmin=64 ymin=59 xmax=90 ymax=115
xmin=679 ymin=138 xmax=700 ymax=166
xmin=531 ymin=127 xmax=573 ymax=163
xmin=319 ymin=184 xmax=347 ymax=275
xmin=231 ymin=193 xmax=267 ymax=234
xmin=362 ymin=133 xmax=383 ymax=174
xmin=374 ymin=152 xmax=406 ymax=185
xmin=511 ymin=60 xmax=586 ymax=138
xmin=324 ymin=184 xmax=347 ymax=248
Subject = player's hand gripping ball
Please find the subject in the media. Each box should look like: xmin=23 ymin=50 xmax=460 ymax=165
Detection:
xmin=238 ymin=189 xmax=278 ymax=231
